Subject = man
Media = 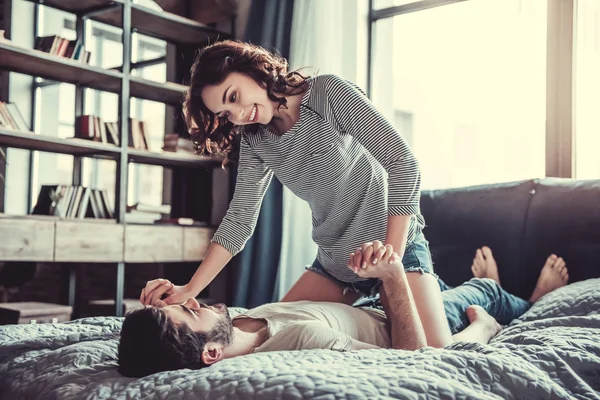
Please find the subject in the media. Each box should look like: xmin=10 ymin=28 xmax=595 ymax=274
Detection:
xmin=118 ymin=244 xmax=569 ymax=378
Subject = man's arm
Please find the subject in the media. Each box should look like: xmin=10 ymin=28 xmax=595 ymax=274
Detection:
xmin=379 ymin=267 xmax=427 ymax=350
xmin=350 ymin=242 xmax=428 ymax=350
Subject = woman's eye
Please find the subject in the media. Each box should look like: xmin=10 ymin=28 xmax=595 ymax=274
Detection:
xmin=230 ymin=92 xmax=237 ymax=103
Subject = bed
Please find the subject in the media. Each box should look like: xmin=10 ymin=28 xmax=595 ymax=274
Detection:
xmin=1 ymin=278 xmax=599 ymax=400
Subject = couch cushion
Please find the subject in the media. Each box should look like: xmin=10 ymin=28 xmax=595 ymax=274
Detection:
xmin=521 ymin=178 xmax=600 ymax=296
xmin=420 ymin=180 xmax=535 ymax=298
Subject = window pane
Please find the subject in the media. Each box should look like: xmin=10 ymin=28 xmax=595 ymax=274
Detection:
xmin=89 ymin=23 xmax=123 ymax=69
xmin=371 ymin=0 xmax=547 ymax=189
xmin=40 ymin=84 xmax=75 ymax=138
xmin=373 ymin=0 xmax=418 ymax=9
xmin=82 ymin=158 xmax=117 ymax=212
xmin=40 ymin=6 xmax=75 ymax=38
xmin=128 ymin=164 xmax=164 ymax=206
xmin=57 ymin=84 xmax=76 ymax=125
xmin=574 ymin=0 xmax=600 ymax=179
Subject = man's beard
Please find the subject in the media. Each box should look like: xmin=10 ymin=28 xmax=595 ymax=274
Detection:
xmin=205 ymin=304 xmax=234 ymax=345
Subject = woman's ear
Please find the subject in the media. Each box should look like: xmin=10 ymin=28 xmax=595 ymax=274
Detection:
xmin=201 ymin=343 xmax=224 ymax=365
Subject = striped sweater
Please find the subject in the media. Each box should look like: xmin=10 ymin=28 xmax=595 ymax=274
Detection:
xmin=212 ymin=74 xmax=425 ymax=283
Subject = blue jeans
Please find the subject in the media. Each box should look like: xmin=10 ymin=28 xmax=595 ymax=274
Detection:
xmin=357 ymin=277 xmax=531 ymax=333
xmin=439 ymin=278 xmax=532 ymax=333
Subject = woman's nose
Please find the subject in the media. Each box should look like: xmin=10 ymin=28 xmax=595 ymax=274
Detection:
xmin=237 ymin=107 xmax=246 ymax=123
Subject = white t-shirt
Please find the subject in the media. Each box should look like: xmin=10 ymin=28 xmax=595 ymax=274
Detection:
xmin=233 ymin=301 xmax=390 ymax=353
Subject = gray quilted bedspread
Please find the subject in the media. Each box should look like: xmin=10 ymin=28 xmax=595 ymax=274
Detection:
xmin=1 ymin=279 xmax=599 ymax=400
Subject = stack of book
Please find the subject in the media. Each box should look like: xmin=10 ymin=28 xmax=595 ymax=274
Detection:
xmin=75 ymin=115 xmax=120 ymax=145
xmin=32 ymin=185 xmax=114 ymax=219
xmin=163 ymin=133 xmax=195 ymax=153
xmin=74 ymin=116 xmax=151 ymax=150
xmin=34 ymin=35 xmax=91 ymax=64
xmin=0 ymin=102 xmax=30 ymax=132
xmin=125 ymin=202 xmax=170 ymax=224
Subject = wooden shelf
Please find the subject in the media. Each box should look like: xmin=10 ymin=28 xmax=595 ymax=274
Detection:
xmin=0 ymin=43 xmax=189 ymax=105
xmin=26 ymin=0 xmax=228 ymax=45
xmin=128 ymin=148 xmax=222 ymax=168
xmin=99 ymin=3 xmax=225 ymax=45
xmin=0 ymin=41 xmax=123 ymax=93
xmin=0 ymin=128 xmax=122 ymax=158
xmin=0 ymin=215 xmax=214 ymax=263
xmin=26 ymin=0 xmax=121 ymax=14
xmin=129 ymin=76 xmax=187 ymax=105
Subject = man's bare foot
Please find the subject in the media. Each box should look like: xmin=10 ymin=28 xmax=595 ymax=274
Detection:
xmin=471 ymin=246 xmax=501 ymax=285
xmin=529 ymin=255 xmax=569 ymax=302
xmin=466 ymin=305 xmax=502 ymax=342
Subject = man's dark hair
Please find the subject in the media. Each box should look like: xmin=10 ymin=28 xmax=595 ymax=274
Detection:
xmin=118 ymin=307 xmax=209 ymax=377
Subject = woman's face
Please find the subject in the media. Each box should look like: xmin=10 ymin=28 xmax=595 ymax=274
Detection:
xmin=201 ymin=72 xmax=274 ymax=126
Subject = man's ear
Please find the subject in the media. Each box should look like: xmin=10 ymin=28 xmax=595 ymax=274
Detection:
xmin=201 ymin=343 xmax=224 ymax=365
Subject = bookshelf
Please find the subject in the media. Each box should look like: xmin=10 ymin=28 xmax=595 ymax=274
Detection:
xmin=24 ymin=0 xmax=223 ymax=45
xmin=0 ymin=0 xmax=232 ymax=316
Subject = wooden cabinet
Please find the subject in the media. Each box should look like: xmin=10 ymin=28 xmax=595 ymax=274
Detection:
xmin=182 ymin=227 xmax=212 ymax=261
xmin=0 ymin=216 xmax=213 ymax=263
xmin=0 ymin=217 xmax=54 ymax=261
xmin=55 ymin=220 xmax=124 ymax=262
xmin=124 ymin=225 xmax=183 ymax=262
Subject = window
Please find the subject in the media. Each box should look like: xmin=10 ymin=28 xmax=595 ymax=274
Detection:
xmin=128 ymin=34 xmax=167 ymax=207
xmin=29 ymin=7 xmax=77 ymax=209
xmin=370 ymin=0 xmax=548 ymax=189
xmin=574 ymin=0 xmax=600 ymax=179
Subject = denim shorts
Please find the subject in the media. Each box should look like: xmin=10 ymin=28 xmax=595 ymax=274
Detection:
xmin=306 ymin=232 xmax=437 ymax=298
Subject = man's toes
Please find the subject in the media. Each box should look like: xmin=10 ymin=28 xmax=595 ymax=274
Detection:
xmin=560 ymin=266 xmax=568 ymax=278
xmin=545 ymin=254 xmax=558 ymax=267
xmin=552 ymin=257 xmax=563 ymax=268
xmin=482 ymin=246 xmax=493 ymax=260
xmin=476 ymin=249 xmax=485 ymax=263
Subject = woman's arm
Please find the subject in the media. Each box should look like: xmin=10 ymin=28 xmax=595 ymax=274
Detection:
xmin=141 ymin=135 xmax=273 ymax=305
xmin=323 ymin=75 xmax=422 ymax=221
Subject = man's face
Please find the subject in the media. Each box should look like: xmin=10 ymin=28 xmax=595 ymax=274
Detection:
xmin=161 ymin=297 xmax=234 ymax=344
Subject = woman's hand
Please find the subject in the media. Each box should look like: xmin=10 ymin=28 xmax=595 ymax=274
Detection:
xmin=139 ymin=279 xmax=196 ymax=306
xmin=349 ymin=240 xmax=398 ymax=273
xmin=348 ymin=242 xmax=402 ymax=280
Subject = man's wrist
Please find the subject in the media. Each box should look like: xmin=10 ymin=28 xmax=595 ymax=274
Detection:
xmin=380 ymin=263 xmax=407 ymax=285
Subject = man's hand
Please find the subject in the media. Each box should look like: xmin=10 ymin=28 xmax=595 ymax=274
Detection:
xmin=348 ymin=242 xmax=404 ymax=281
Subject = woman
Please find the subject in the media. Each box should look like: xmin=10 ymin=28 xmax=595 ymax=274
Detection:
xmin=140 ymin=40 xmax=452 ymax=347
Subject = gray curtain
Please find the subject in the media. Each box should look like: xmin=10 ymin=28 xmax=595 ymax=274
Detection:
xmin=229 ymin=0 xmax=295 ymax=308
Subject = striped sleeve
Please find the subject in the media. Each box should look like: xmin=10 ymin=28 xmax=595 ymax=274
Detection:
xmin=211 ymin=134 xmax=273 ymax=255
xmin=324 ymin=75 xmax=421 ymax=216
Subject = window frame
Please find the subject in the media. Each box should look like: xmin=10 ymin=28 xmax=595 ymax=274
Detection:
xmin=367 ymin=0 xmax=576 ymax=180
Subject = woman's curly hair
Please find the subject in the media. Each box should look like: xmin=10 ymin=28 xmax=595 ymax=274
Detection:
xmin=184 ymin=40 xmax=308 ymax=166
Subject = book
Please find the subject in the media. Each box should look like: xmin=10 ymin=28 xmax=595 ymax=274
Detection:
xmin=5 ymin=103 xmax=30 ymax=131
xmin=124 ymin=210 xmax=162 ymax=224
xmin=30 ymin=184 xmax=114 ymax=220
xmin=34 ymin=35 xmax=91 ymax=64
xmin=128 ymin=202 xmax=171 ymax=214
xmin=155 ymin=217 xmax=207 ymax=226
